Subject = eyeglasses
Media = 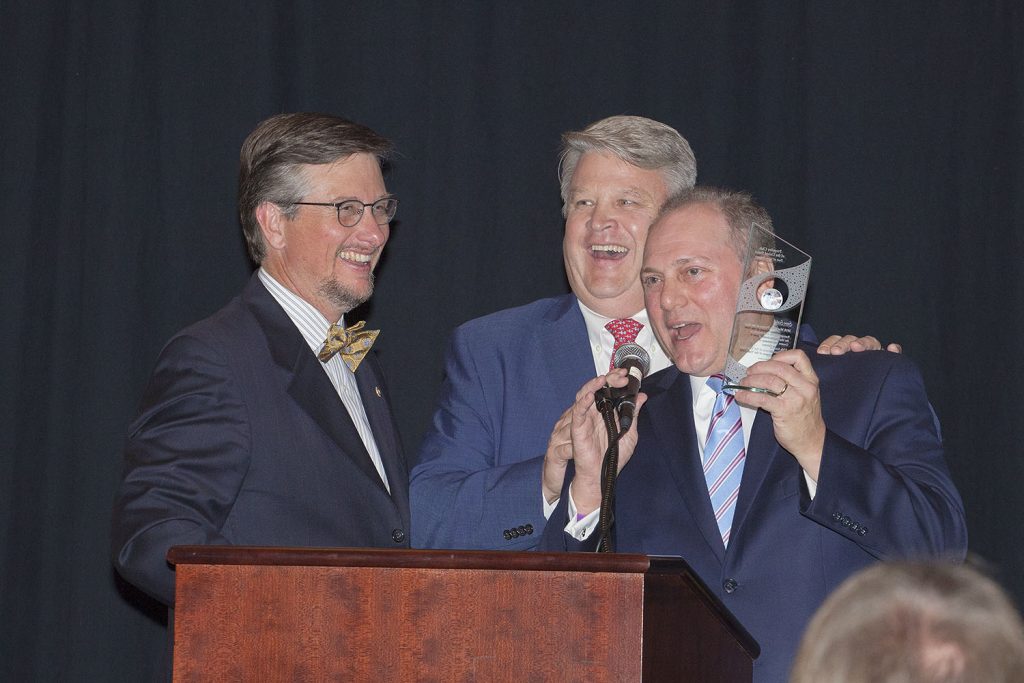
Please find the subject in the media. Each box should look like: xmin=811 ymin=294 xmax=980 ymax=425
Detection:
xmin=287 ymin=197 xmax=399 ymax=228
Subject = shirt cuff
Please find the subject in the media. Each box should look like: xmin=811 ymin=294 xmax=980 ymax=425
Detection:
xmin=564 ymin=490 xmax=600 ymax=540
xmin=542 ymin=491 xmax=559 ymax=520
xmin=804 ymin=470 xmax=818 ymax=498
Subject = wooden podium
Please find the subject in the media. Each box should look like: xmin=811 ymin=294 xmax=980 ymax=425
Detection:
xmin=168 ymin=546 xmax=758 ymax=681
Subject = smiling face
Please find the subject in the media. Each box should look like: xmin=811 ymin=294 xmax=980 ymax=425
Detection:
xmin=562 ymin=152 xmax=669 ymax=318
xmin=641 ymin=202 xmax=745 ymax=377
xmin=258 ymin=153 xmax=389 ymax=321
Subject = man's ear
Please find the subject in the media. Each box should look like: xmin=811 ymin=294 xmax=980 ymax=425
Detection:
xmin=752 ymin=255 xmax=774 ymax=275
xmin=752 ymin=256 xmax=775 ymax=296
xmin=256 ymin=201 xmax=287 ymax=251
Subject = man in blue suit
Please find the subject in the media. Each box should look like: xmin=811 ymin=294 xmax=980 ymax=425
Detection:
xmin=112 ymin=113 xmax=410 ymax=608
xmin=541 ymin=187 xmax=967 ymax=682
xmin=410 ymin=116 xmax=890 ymax=550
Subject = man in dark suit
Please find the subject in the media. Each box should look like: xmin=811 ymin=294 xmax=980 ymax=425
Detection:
xmin=112 ymin=113 xmax=410 ymax=608
xmin=541 ymin=187 xmax=967 ymax=682
xmin=410 ymin=115 xmax=891 ymax=551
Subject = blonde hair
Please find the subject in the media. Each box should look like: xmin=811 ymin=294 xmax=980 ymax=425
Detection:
xmin=790 ymin=561 xmax=1024 ymax=683
xmin=558 ymin=115 xmax=696 ymax=217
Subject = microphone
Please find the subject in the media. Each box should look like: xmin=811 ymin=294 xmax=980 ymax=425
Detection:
xmin=612 ymin=343 xmax=650 ymax=432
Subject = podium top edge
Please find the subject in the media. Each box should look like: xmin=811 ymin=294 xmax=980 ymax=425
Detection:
xmin=167 ymin=546 xmax=690 ymax=574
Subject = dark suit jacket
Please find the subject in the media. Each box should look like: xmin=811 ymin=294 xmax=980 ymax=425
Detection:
xmin=541 ymin=346 xmax=967 ymax=683
xmin=410 ymin=293 xmax=822 ymax=551
xmin=112 ymin=273 xmax=410 ymax=606
xmin=411 ymin=294 xmax=595 ymax=549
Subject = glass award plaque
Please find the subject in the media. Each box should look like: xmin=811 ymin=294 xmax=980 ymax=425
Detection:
xmin=721 ymin=222 xmax=812 ymax=395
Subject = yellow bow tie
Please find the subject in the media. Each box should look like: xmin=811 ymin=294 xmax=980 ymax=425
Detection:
xmin=317 ymin=320 xmax=379 ymax=372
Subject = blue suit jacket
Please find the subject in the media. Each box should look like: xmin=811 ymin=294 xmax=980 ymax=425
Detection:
xmin=540 ymin=346 xmax=967 ymax=683
xmin=411 ymin=293 xmax=595 ymax=549
xmin=112 ymin=273 xmax=410 ymax=606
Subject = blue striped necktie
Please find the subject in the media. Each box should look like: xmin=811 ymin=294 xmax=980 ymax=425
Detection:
xmin=703 ymin=375 xmax=746 ymax=546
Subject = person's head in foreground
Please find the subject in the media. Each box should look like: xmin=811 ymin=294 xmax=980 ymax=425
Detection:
xmin=789 ymin=560 xmax=1024 ymax=683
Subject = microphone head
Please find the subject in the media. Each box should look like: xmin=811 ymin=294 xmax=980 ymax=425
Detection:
xmin=613 ymin=343 xmax=650 ymax=376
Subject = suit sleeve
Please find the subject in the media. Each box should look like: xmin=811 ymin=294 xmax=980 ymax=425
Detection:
xmin=802 ymin=354 xmax=967 ymax=560
xmin=410 ymin=327 xmax=549 ymax=550
xmin=111 ymin=333 xmax=250 ymax=606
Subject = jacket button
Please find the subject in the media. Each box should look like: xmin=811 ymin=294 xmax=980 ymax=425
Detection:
xmin=391 ymin=528 xmax=405 ymax=543
xmin=503 ymin=529 xmax=512 ymax=540
xmin=524 ymin=524 xmax=534 ymax=535
xmin=723 ymin=578 xmax=738 ymax=594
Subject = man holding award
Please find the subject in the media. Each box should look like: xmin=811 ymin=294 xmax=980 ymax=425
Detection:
xmin=540 ymin=187 xmax=967 ymax=682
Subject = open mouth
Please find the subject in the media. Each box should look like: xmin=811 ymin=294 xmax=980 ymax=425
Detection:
xmin=590 ymin=244 xmax=629 ymax=260
xmin=337 ymin=250 xmax=373 ymax=264
xmin=670 ymin=322 xmax=701 ymax=342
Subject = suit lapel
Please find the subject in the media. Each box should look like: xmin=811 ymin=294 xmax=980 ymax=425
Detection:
xmin=243 ymin=275 xmax=393 ymax=496
xmin=354 ymin=356 xmax=410 ymax=518
xmin=729 ymin=408 xmax=783 ymax=543
xmin=537 ymin=295 xmax=599 ymax=395
xmin=643 ymin=370 xmax=727 ymax=563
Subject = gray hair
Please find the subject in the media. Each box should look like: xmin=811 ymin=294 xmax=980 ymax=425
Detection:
xmin=237 ymin=112 xmax=393 ymax=263
xmin=654 ymin=186 xmax=774 ymax=264
xmin=790 ymin=561 xmax=1024 ymax=683
xmin=558 ymin=115 xmax=697 ymax=217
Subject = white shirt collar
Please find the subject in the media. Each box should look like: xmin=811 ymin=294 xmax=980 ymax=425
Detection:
xmin=575 ymin=299 xmax=672 ymax=376
xmin=257 ymin=268 xmax=344 ymax=355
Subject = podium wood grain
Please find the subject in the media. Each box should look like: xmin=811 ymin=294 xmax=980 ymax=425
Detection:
xmin=168 ymin=547 xmax=756 ymax=682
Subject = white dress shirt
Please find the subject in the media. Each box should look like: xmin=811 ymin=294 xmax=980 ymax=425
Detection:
xmin=258 ymin=268 xmax=390 ymax=492
xmin=562 ymin=323 xmax=816 ymax=539
xmin=542 ymin=303 xmax=672 ymax=520
xmin=577 ymin=301 xmax=673 ymax=377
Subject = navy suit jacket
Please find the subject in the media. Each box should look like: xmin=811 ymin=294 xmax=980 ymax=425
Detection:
xmin=541 ymin=346 xmax=967 ymax=683
xmin=411 ymin=293 xmax=595 ymax=549
xmin=112 ymin=273 xmax=410 ymax=606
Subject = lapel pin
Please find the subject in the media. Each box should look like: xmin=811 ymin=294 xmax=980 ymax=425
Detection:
xmin=375 ymin=386 xmax=382 ymax=398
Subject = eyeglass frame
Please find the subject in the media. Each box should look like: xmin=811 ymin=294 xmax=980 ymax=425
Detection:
xmin=282 ymin=197 xmax=399 ymax=228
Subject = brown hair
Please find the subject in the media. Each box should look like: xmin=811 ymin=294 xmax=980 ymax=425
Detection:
xmin=237 ymin=112 xmax=393 ymax=263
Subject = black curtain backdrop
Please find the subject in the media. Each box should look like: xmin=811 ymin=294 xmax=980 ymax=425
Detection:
xmin=2 ymin=2 xmax=1021 ymax=679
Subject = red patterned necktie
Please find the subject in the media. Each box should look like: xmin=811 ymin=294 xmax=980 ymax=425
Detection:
xmin=605 ymin=318 xmax=644 ymax=371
